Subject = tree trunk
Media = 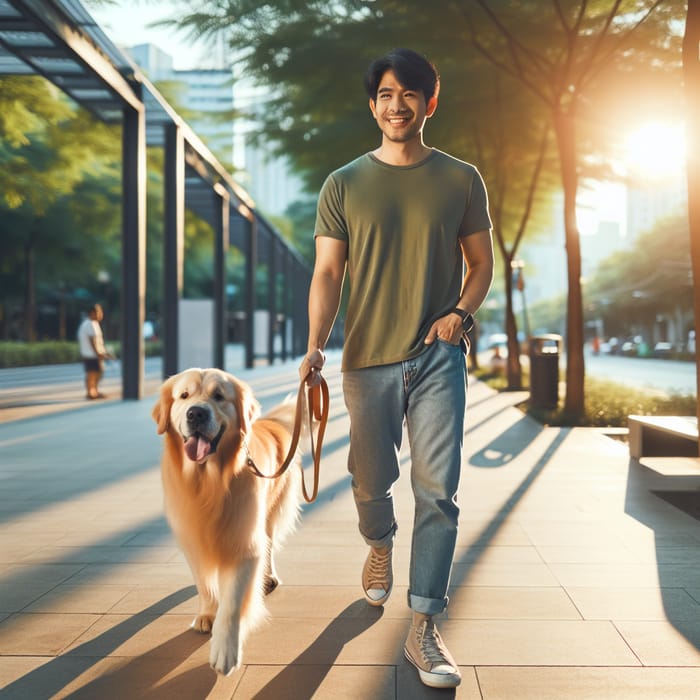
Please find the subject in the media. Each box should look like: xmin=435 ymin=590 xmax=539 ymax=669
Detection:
xmin=504 ymin=257 xmax=522 ymax=389
xmin=683 ymin=0 xmax=700 ymax=452
xmin=552 ymin=106 xmax=585 ymax=418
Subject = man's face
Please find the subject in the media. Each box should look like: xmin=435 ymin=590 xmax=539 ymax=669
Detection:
xmin=369 ymin=69 xmax=435 ymax=144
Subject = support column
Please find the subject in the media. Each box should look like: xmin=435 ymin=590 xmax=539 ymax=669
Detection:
xmin=121 ymin=101 xmax=146 ymax=399
xmin=245 ymin=216 xmax=257 ymax=369
xmin=214 ymin=187 xmax=229 ymax=370
xmin=281 ymin=248 xmax=289 ymax=361
xmin=267 ymin=239 xmax=278 ymax=365
xmin=163 ymin=123 xmax=185 ymax=378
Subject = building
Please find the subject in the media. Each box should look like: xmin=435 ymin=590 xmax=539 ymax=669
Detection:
xmin=126 ymin=43 xmax=305 ymax=217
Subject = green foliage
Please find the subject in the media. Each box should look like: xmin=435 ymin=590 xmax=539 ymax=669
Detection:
xmin=0 ymin=340 xmax=164 ymax=368
xmin=528 ymin=376 xmax=697 ymax=428
xmin=475 ymin=366 xmax=696 ymax=428
xmin=0 ymin=341 xmax=81 ymax=368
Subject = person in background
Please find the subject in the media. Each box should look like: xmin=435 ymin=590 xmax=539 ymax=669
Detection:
xmin=77 ymin=303 xmax=111 ymax=400
xmin=299 ymin=48 xmax=494 ymax=689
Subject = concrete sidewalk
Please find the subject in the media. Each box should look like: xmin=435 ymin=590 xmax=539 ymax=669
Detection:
xmin=1 ymin=356 xmax=699 ymax=698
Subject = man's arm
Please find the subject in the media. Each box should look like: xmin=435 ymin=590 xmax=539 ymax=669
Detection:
xmin=424 ymin=229 xmax=494 ymax=345
xmin=457 ymin=229 xmax=495 ymax=314
xmin=299 ymin=236 xmax=347 ymax=382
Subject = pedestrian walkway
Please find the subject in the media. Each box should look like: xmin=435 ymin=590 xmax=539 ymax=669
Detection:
xmin=1 ymin=356 xmax=699 ymax=698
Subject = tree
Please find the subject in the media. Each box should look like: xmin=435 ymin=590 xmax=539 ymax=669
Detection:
xmin=167 ymin=0 xmax=562 ymax=373
xmin=0 ymin=76 xmax=121 ymax=340
xmin=458 ymin=0 xmax=684 ymax=418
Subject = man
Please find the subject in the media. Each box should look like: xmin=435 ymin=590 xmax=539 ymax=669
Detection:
xmin=77 ymin=303 xmax=110 ymax=400
xmin=299 ymin=48 xmax=494 ymax=689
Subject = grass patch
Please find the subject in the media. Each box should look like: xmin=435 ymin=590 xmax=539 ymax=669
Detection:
xmin=474 ymin=367 xmax=696 ymax=428
xmin=0 ymin=340 xmax=163 ymax=368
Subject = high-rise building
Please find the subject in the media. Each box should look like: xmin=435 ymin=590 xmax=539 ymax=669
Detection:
xmin=125 ymin=43 xmax=305 ymax=217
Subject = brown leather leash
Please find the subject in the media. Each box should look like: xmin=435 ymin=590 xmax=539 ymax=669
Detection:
xmin=245 ymin=372 xmax=329 ymax=503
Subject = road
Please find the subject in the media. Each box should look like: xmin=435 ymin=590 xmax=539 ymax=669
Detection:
xmin=581 ymin=351 xmax=696 ymax=396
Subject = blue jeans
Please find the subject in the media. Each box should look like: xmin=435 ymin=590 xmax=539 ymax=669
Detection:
xmin=343 ymin=339 xmax=467 ymax=615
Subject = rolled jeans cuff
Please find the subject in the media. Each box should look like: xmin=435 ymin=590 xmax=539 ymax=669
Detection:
xmin=361 ymin=521 xmax=397 ymax=550
xmin=408 ymin=591 xmax=449 ymax=616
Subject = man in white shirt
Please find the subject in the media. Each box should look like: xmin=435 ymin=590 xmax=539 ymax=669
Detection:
xmin=77 ymin=304 xmax=109 ymax=399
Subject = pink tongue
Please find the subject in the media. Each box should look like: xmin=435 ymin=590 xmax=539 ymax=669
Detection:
xmin=184 ymin=436 xmax=212 ymax=462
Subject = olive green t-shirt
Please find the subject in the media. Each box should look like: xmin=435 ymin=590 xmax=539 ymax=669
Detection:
xmin=315 ymin=148 xmax=491 ymax=371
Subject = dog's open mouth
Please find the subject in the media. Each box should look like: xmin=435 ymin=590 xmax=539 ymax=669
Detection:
xmin=183 ymin=424 xmax=225 ymax=462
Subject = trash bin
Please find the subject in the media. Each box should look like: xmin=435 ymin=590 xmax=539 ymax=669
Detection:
xmin=529 ymin=334 xmax=562 ymax=409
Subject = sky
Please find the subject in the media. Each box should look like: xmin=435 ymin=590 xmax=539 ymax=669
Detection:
xmin=89 ymin=1 xmax=205 ymax=70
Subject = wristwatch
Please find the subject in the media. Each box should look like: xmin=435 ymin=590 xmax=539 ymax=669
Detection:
xmin=450 ymin=307 xmax=475 ymax=333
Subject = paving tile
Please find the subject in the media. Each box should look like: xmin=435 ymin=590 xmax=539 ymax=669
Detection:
xmin=397 ymin=663 xmax=482 ymax=699
xmin=567 ymin=586 xmax=700 ymax=621
xmin=62 ymin=613 xmax=208 ymax=659
xmin=477 ymin=666 xmax=700 ymax=700
xmin=451 ymin=561 xmax=560 ymax=588
xmin=0 ymin=612 xmax=102 ymax=655
xmin=548 ymin=563 xmax=664 ymax=588
xmin=234 ymin=664 xmax=395 ymax=699
xmin=614 ymin=620 xmax=700 ymax=666
xmin=243 ymin=616 xmax=407 ymax=666
xmin=446 ymin=586 xmax=581 ymax=620
xmin=24 ymin=584 xmax=134 ymax=614
xmin=264 ymin=585 xmax=412 ymax=620
xmin=0 ymin=582 xmax=57 ymax=613
xmin=535 ymin=545 xmax=643 ymax=564
xmin=442 ymin=619 xmax=640 ymax=666
xmin=107 ymin=585 xmax=199 ymax=615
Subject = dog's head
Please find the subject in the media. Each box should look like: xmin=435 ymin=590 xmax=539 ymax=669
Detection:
xmin=152 ymin=368 xmax=260 ymax=464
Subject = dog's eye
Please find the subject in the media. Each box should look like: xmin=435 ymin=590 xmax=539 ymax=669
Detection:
xmin=180 ymin=391 xmax=189 ymax=399
xmin=213 ymin=391 xmax=225 ymax=401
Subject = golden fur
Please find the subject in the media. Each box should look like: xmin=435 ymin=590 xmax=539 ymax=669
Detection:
xmin=152 ymin=368 xmax=300 ymax=675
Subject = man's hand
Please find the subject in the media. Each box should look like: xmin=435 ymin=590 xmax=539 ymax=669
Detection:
xmin=424 ymin=313 xmax=463 ymax=345
xmin=299 ymin=349 xmax=326 ymax=386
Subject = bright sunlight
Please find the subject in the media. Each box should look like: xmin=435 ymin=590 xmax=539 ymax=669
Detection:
xmin=622 ymin=121 xmax=686 ymax=179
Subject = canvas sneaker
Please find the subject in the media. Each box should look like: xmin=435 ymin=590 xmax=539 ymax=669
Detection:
xmin=404 ymin=617 xmax=461 ymax=689
xmin=361 ymin=545 xmax=393 ymax=606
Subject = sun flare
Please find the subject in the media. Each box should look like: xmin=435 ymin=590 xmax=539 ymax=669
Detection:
xmin=623 ymin=122 xmax=686 ymax=179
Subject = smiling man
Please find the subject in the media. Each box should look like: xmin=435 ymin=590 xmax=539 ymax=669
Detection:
xmin=299 ymin=48 xmax=494 ymax=689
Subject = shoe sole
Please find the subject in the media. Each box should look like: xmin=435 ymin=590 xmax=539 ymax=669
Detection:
xmin=403 ymin=647 xmax=461 ymax=689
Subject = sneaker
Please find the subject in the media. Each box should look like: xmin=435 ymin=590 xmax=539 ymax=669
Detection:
xmin=404 ymin=617 xmax=461 ymax=688
xmin=361 ymin=545 xmax=393 ymax=606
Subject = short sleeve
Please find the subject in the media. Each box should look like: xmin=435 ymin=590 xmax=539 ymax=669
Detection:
xmin=459 ymin=167 xmax=492 ymax=237
xmin=314 ymin=174 xmax=348 ymax=242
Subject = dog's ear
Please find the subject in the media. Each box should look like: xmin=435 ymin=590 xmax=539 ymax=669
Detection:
xmin=231 ymin=376 xmax=260 ymax=436
xmin=152 ymin=378 xmax=175 ymax=435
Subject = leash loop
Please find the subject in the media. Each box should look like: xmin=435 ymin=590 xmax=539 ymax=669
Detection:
xmin=246 ymin=371 xmax=329 ymax=503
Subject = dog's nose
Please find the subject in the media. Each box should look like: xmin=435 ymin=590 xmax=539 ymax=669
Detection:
xmin=186 ymin=405 xmax=209 ymax=427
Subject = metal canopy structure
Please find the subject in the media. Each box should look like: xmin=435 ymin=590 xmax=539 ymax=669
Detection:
xmin=0 ymin=0 xmax=310 ymax=398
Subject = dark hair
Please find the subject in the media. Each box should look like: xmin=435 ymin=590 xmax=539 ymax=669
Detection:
xmin=364 ymin=48 xmax=440 ymax=102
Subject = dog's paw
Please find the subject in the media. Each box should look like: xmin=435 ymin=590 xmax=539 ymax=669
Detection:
xmin=209 ymin=636 xmax=241 ymax=676
xmin=192 ymin=614 xmax=214 ymax=633
xmin=263 ymin=575 xmax=280 ymax=595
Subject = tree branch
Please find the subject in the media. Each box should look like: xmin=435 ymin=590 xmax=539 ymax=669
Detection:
xmin=577 ymin=0 xmax=665 ymax=90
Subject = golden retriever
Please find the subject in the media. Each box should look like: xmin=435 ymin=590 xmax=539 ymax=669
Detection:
xmin=152 ymin=368 xmax=301 ymax=675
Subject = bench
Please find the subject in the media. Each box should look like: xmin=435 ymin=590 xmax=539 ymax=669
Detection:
xmin=628 ymin=415 xmax=698 ymax=459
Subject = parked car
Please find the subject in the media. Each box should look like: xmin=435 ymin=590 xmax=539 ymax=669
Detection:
xmin=653 ymin=341 xmax=673 ymax=358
